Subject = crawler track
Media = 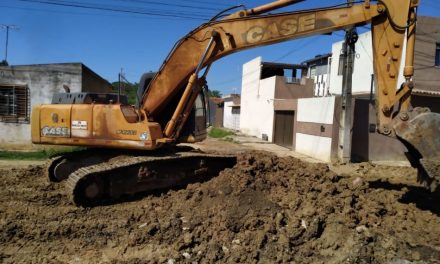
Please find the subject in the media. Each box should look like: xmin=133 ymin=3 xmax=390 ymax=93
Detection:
xmin=63 ymin=152 xmax=236 ymax=206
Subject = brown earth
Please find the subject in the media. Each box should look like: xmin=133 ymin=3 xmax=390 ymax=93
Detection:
xmin=1 ymin=150 xmax=440 ymax=263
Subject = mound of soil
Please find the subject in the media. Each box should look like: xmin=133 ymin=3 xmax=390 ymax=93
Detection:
xmin=1 ymin=151 xmax=439 ymax=263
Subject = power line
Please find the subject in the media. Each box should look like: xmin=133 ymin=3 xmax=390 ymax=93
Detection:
xmin=119 ymin=0 xmax=221 ymax=11
xmin=272 ymin=37 xmax=317 ymax=62
xmin=18 ymin=0 xmax=210 ymax=21
xmin=4 ymin=3 xmax=209 ymax=20
xmin=171 ymin=0 xmax=230 ymax=8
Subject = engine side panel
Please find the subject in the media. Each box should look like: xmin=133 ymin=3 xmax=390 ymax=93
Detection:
xmin=32 ymin=104 xmax=163 ymax=150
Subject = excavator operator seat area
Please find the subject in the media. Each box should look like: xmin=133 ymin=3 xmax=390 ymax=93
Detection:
xmin=120 ymin=105 xmax=140 ymax=123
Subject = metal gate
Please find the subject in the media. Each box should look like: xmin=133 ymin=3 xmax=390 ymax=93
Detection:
xmin=273 ymin=110 xmax=294 ymax=149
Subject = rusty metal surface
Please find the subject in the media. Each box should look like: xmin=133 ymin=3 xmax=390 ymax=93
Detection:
xmin=394 ymin=108 xmax=440 ymax=191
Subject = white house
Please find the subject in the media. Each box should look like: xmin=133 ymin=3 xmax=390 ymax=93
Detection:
xmin=222 ymin=94 xmax=240 ymax=131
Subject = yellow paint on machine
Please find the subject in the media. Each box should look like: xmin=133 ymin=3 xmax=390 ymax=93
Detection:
xmin=32 ymin=104 xmax=164 ymax=150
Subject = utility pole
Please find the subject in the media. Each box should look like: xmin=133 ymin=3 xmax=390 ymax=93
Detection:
xmin=118 ymin=68 xmax=125 ymax=103
xmin=1 ymin=24 xmax=19 ymax=65
xmin=338 ymin=27 xmax=358 ymax=163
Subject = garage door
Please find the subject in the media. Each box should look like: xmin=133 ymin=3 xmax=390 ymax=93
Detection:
xmin=273 ymin=111 xmax=294 ymax=149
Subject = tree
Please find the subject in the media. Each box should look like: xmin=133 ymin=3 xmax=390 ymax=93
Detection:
xmin=207 ymin=89 xmax=222 ymax=98
xmin=111 ymin=81 xmax=138 ymax=105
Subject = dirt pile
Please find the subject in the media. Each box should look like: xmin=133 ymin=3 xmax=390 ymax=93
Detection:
xmin=1 ymin=151 xmax=440 ymax=263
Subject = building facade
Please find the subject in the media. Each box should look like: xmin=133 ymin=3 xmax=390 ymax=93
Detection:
xmin=302 ymin=54 xmax=332 ymax=97
xmin=239 ymin=56 xmax=314 ymax=147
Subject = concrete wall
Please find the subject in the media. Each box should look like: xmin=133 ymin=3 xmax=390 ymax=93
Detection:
xmin=329 ymin=31 xmax=375 ymax=95
xmin=352 ymin=94 xmax=440 ymax=162
xmin=351 ymin=98 xmax=407 ymax=162
xmin=308 ymin=64 xmax=329 ymax=97
xmin=295 ymin=96 xmax=339 ymax=162
xmin=0 ymin=63 xmax=111 ymax=150
xmin=274 ymin=76 xmax=314 ymax=99
xmin=240 ymin=57 xmax=277 ymax=141
xmin=223 ymin=96 xmax=240 ymax=131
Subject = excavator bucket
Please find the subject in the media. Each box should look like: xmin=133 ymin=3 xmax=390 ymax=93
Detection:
xmin=394 ymin=108 xmax=440 ymax=192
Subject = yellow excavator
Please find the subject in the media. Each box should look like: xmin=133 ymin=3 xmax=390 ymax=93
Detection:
xmin=31 ymin=0 xmax=439 ymax=206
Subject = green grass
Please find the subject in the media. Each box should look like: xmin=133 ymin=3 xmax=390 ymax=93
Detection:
xmin=208 ymin=127 xmax=235 ymax=138
xmin=0 ymin=147 xmax=83 ymax=160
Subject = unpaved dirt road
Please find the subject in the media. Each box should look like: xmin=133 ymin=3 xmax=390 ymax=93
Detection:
xmin=1 ymin=140 xmax=440 ymax=263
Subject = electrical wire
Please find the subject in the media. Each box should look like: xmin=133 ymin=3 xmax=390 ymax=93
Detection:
xmin=119 ymin=0 xmax=221 ymax=12
xmin=3 ymin=4 xmax=208 ymax=20
xmin=172 ymin=0 xmax=231 ymax=8
xmin=17 ymin=0 xmax=211 ymax=21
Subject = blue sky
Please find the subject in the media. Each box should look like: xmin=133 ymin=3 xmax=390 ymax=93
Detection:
xmin=1 ymin=0 xmax=439 ymax=95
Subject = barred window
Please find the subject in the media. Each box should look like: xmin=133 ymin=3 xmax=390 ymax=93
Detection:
xmin=0 ymin=84 xmax=30 ymax=123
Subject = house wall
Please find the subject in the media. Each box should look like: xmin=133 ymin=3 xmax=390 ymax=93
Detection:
xmin=274 ymin=76 xmax=314 ymax=99
xmin=329 ymin=31 xmax=376 ymax=95
xmin=295 ymin=96 xmax=340 ymax=162
xmin=351 ymin=98 xmax=407 ymax=162
xmin=351 ymin=94 xmax=440 ymax=162
xmin=223 ymin=98 xmax=240 ymax=131
xmin=240 ymin=57 xmax=277 ymax=141
xmin=308 ymin=64 xmax=329 ymax=97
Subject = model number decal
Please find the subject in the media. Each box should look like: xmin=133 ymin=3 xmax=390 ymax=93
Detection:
xmin=72 ymin=120 xmax=88 ymax=130
xmin=116 ymin=129 xmax=137 ymax=135
xmin=41 ymin=126 xmax=70 ymax=137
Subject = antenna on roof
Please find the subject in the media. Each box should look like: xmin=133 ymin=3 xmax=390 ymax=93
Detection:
xmin=0 ymin=24 xmax=19 ymax=65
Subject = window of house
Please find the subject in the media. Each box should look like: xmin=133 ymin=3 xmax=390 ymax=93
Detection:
xmin=309 ymin=66 xmax=316 ymax=79
xmin=0 ymin=85 xmax=30 ymax=123
xmin=436 ymin=43 xmax=440 ymax=67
